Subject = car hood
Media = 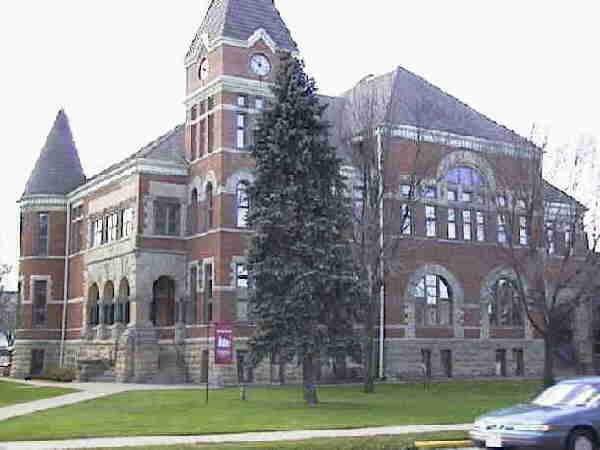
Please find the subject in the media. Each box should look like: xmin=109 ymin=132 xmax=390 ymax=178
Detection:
xmin=478 ymin=403 xmax=588 ymax=425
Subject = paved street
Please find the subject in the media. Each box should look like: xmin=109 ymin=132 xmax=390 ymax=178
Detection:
xmin=0 ymin=378 xmax=475 ymax=449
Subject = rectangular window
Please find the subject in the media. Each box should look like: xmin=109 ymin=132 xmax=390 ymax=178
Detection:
xmin=401 ymin=184 xmax=411 ymax=196
xmin=424 ymin=186 xmax=436 ymax=199
xmin=205 ymin=264 xmax=213 ymax=299
xmin=463 ymin=210 xmax=472 ymax=241
xmin=255 ymin=97 xmax=264 ymax=110
xmin=547 ymin=222 xmax=555 ymax=254
xmin=477 ymin=211 xmax=485 ymax=242
xmin=38 ymin=213 xmax=48 ymax=256
xmin=401 ymin=204 xmax=412 ymax=235
xmin=199 ymin=120 xmax=205 ymax=157
xmin=236 ymin=113 xmax=246 ymax=149
xmin=519 ymin=216 xmax=528 ymax=245
xmin=33 ymin=279 xmax=47 ymax=327
xmin=237 ymin=95 xmax=247 ymax=107
xmin=447 ymin=189 xmax=457 ymax=202
xmin=107 ymin=212 xmax=119 ymax=243
xmin=207 ymin=115 xmax=214 ymax=153
xmin=190 ymin=124 xmax=197 ymax=160
xmin=498 ymin=214 xmax=506 ymax=244
xmin=94 ymin=218 xmax=103 ymax=247
xmin=448 ymin=209 xmax=456 ymax=239
xmin=461 ymin=192 xmax=472 ymax=203
xmin=565 ymin=226 xmax=572 ymax=251
xmin=236 ymin=264 xmax=248 ymax=288
xmin=426 ymin=206 xmax=436 ymax=237
xmin=155 ymin=202 xmax=180 ymax=236
xmin=122 ymin=208 xmax=133 ymax=237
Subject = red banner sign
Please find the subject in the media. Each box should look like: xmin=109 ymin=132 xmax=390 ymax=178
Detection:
xmin=214 ymin=323 xmax=233 ymax=364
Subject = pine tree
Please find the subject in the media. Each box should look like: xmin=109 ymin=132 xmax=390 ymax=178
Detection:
xmin=246 ymin=54 xmax=363 ymax=404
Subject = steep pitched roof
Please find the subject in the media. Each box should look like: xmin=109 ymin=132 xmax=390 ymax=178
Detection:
xmin=86 ymin=124 xmax=185 ymax=184
xmin=186 ymin=0 xmax=297 ymax=60
xmin=23 ymin=110 xmax=86 ymax=198
xmin=343 ymin=66 xmax=528 ymax=146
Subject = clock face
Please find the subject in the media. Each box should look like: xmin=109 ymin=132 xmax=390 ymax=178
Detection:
xmin=199 ymin=58 xmax=209 ymax=81
xmin=249 ymin=54 xmax=271 ymax=76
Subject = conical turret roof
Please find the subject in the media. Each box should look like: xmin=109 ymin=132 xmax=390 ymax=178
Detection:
xmin=186 ymin=0 xmax=297 ymax=61
xmin=23 ymin=109 xmax=86 ymax=197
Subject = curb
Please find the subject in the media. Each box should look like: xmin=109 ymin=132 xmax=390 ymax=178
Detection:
xmin=414 ymin=441 xmax=473 ymax=448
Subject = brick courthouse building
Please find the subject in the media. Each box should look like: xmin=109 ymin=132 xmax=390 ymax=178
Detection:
xmin=13 ymin=0 xmax=595 ymax=383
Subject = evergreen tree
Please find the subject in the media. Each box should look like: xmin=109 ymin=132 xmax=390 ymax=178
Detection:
xmin=246 ymin=54 xmax=363 ymax=404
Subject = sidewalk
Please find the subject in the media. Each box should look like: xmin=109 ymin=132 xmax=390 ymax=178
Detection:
xmin=0 ymin=424 xmax=474 ymax=449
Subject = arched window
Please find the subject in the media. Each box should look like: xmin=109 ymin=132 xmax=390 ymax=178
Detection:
xmin=236 ymin=182 xmax=249 ymax=227
xmin=190 ymin=188 xmax=198 ymax=235
xmin=415 ymin=274 xmax=453 ymax=326
xmin=118 ymin=278 xmax=131 ymax=324
xmin=103 ymin=282 xmax=115 ymax=325
xmin=489 ymin=278 xmax=522 ymax=326
xmin=88 ymin=283 xmax=100 ymax=326
xmin=446 ymin=166 xmax=486 ymax=203
xmin=152 ymin=276 xmax=175 ymax=327
xmin=206 ymin=183 xmax=214 ymax=229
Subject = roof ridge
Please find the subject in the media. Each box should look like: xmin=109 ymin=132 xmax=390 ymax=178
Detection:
xmin=85 ymin=123 xmax=185 ymax=184
xmin=392 ymin=65 xmax=526 ymax=143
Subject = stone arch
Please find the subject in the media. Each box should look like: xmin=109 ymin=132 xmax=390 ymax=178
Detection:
xmin=102 ymin=281 xmax=115 ymax=325
xmin=480 ymin=266 xmax=527 ymax=331
xmin=118 ymin=277 xmax=131 ymax=324
xmin=189 ymin=187 xmax=199 ymax=234
xmin=88 ymin=283 xmax=100 ymax=326
xmin=199 ymin=171 xmax=218 ymax=201
xmin=437 ymin=150 xmax=496 ymax=191
xmin=225 ymin=169 xmax=254 ymax=194
xmin=405 ymin=263 xmax=464 ymax=328
xmin=151 ymin=276 xmax=176 ymax=327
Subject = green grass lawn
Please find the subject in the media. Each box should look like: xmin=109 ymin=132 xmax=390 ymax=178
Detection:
xmin=0 ymin=379 xmax=78 ymax=408
xmin=84 ymin=432 xmax=470 ymax=450
xmin=0 ymin=379 xmax=540 ymax=442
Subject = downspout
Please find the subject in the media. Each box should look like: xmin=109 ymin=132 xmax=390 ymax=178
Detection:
xmin=59 ymin=201 xmax=71 ymax=367
xmin=377 ymin=129 xmax=385 ymax=379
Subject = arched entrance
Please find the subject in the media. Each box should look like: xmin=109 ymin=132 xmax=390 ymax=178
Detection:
xmin=151 ymin=276 xmax=175 ymax=327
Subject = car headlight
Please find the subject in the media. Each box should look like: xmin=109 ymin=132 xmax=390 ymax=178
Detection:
xmin=512 ymin=424 xmax=554 ymax=432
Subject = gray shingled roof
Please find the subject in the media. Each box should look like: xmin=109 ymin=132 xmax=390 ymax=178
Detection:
xmin=187 ymin=0 xmax=297 ymax=60
xmin=87 ymin=124 xmax=185 ymax=184
xmin=543 ymin=180 xmax=586 ymax=209
xmin=342 ymin=66 xmax=528 ymax=146
xmin=23 ymin=110 xmax=86 ymax=198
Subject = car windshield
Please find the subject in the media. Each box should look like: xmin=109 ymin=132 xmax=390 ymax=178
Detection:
xmin=533 ymin=383 xmax=600 ymax=407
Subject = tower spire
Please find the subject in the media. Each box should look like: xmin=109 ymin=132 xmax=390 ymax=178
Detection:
xmin=23 ymin=109 xmax=86 ymax=198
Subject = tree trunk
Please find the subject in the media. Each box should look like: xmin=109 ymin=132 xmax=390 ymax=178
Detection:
xmin=543 ymin=335 xmax=555 ymax=388
xmin=302 ymin=354 xmax=319 ymax=404
xmin=363 ymin=312 xmax=376 ymax=393
xmin=363 ymin=267 xmax=377 ymax=393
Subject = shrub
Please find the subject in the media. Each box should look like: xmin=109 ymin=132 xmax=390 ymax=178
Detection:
xmin=35 ymin=365 xmax=76 ymax=382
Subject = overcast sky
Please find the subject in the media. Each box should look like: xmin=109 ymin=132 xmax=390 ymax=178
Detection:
xmin=1 ymin=1 xmax=598 ymax=289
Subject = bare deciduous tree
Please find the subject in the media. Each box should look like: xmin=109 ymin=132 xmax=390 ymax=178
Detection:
xmin=335 ymin=70 xmax=456 ymax=393
xmin=490 ymin=129 xmax=600 ymax=387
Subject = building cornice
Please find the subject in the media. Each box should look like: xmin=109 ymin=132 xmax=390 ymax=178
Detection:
xmin=18 ymin=195 xmax=67 ymax=211
xmin=185 ymin=75 xmax=275 ymax=106
xmin=391 ymin=124 xmax=540 ymax=159
xmin=185 ymin=28 xmax=296 ymax=68
xmin=68 ymin=158 xmax=188 ymax=203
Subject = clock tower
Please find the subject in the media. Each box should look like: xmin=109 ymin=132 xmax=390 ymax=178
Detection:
xmin=183 ymin=0 xmax=297 ymax=383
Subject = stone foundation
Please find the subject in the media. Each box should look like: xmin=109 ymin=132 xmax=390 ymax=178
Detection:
xmin=12 ymin=335 xmax=549 ymax=384
xmin=384 ymin=339 xmax=545 ymax=380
